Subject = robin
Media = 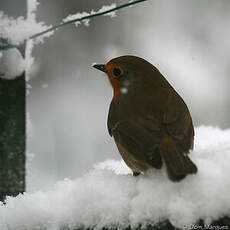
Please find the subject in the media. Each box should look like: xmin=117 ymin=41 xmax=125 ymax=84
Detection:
xmin=93 ymin=55 xmax=197 ymax=182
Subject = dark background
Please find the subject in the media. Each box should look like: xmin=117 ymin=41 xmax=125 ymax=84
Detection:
xmin=1 ymin=0 xmax=230 ymax=191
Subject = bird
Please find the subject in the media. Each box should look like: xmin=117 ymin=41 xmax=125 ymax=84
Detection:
xmin=93 ymin=55 xmax=197 ymax=182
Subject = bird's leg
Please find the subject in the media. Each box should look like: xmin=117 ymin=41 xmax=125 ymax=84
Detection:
xmin=133 ymin=172 xmax=140 ymax=176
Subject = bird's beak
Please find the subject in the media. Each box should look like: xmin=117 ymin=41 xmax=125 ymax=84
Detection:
xmin=92 ymin=64 xmax=107 ymax=73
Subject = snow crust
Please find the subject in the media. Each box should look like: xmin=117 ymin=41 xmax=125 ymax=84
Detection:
xmin=0 ymin=126 xmax=230 ymax=230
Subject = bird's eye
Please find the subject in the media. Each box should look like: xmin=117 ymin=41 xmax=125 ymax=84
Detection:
xmin=113 ymin=68 xmax=121 ymax=77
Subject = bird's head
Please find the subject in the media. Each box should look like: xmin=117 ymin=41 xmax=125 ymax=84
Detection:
xmin=93 ymin=55 xmax=168 ymax=99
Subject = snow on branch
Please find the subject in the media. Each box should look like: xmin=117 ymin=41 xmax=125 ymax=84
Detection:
xmin=63 ymin=3 xmax=117 ymax=27
xmin=28 ymin=0 xmax=149 ymax=41
xmin=0 ymin=11 xmax=52 ymax=48
xmin=0 ymin=0 xmax=149 ymax=51
xmin=0 ymin=126 xmax=230 ymax=230
xmin=0 ymin=0 xmax=149 ymax=80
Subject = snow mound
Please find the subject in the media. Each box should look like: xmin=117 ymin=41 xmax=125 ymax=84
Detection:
xmin=0 ymin=48 xmax=25 ymax=79
xmin=0 ymin=126 xmax=230 ymax=230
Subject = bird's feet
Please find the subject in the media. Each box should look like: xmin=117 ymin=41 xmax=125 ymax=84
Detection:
xmin=133 ymin=172 xmax=140 ymax=176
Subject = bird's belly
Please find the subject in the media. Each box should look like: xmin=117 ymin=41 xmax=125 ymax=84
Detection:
xmin=116 ymin=141 xmax=151 ymax=173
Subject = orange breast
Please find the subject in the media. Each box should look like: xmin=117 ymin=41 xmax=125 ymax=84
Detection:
xmin=106 ymin=62 xmax=122 ymax=99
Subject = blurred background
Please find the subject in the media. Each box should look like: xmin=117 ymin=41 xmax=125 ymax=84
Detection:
xmin=1 ymin=0 xmax=230 ymax=191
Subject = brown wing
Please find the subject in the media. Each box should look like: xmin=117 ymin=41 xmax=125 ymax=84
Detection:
xmin=160 ymin=89 xmax=197 ymax=181
xmin=107 ymin=100 xmax=163 ymax=169
xmin=162 ymin=89 xmax=194 ymax=153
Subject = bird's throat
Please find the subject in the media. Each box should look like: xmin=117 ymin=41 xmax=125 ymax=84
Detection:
xmin=111 ymin=80 xmax=121 ymax=99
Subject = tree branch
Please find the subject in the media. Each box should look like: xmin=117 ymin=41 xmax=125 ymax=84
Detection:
xmin=0 ymin=0 xmax=149 ymax=51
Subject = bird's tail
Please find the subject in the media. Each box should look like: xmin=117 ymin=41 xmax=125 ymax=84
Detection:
xmin=159 ymin=136 xmax=197 ymax=182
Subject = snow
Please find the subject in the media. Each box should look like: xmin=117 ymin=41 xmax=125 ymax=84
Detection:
xmin=25 ymin=0 xmax=38 ymax=81
xmin=0 ymin=11 xmax=52 ymax=46
xmin=0 ymin=48 xmax=25 ymax=79
xmin=63 ymin=3 xmax=117 ymax=28
xmin=27 ymin=0 xmax=39 ymax=16
xmin=64 ymin=12 xmax=91 ymax=27
xmin=0 ymin=2 xmax=117 ymax=81
xmin=25 ymin=39 xmax=34 ymax=81
xmin=0 ymin=0 xmax=51 ymax=80
xmin=0 ymin=126 xmax=230 ymax=229
xmin=95 ymin=3 xmax=117 ymax=18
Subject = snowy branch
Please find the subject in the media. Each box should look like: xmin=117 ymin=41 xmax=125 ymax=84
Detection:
xmin=0 ymin=0 xmax=149 ymax=51
xmin=0 ymin=0 xmax=149 ymax=80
